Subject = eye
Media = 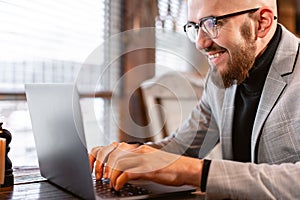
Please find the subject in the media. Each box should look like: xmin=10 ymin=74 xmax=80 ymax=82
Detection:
xmin=215 ymin=19 xmax=225 ymax=26
xmin=203 ymin=18 xmax=215 ymax=29
xmin=186 ymin=23 xmax=194 ymax=28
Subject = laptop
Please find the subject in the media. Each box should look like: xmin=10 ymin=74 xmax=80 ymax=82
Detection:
xmin=25 ymin=83 xmax=197 ymax=200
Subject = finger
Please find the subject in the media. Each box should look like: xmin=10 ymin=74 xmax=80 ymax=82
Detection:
xmin=89 ymin=146 xmax=103 ymax=165
xmin=95 ymin=142 xmax=118 ymax=180
xmin=106 ymin=146 xmax=150 ymax=180
xmin=89 ymin=146 xmax=103 ymax=175
xmin=104 ymin=148 xmax=121 ymax=179
xmin=114 ymin=171 xmax=128 ymax=191
xmin=108 ymin=157 xmax=142 ymax=189
xmin=109 ymin=165 xmax=139 ymax=190
xmin=104 ymin=143 xmax=137 ymax=178
xmin=95 ymin=159 xmax=104 ymax=180
xmin=109 ymin=168 xmax=122 ymax=189
xmin=89 ymin=146 xmax=104 ymax=179
xmin=114 ymin=169 xmax=144 ymax=191
xmin=90 ymin=146 xmax=103 ymax=158
xmin=93 ymin=143 xmax=118 ymax=180
xmin=88 ymin=154 xmax=96 ymax=172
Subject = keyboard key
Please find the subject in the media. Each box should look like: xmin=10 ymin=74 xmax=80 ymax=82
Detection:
xmin=94 ymin=179 xmax=151 ymax=199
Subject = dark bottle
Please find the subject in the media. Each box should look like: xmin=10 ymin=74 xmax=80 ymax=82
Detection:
xmin=0 ymin=122 xmax=14 ymax=189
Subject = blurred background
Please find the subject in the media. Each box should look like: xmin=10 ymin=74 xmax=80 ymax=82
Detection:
xmin=0 ymin=0 xmax=299 ymax=168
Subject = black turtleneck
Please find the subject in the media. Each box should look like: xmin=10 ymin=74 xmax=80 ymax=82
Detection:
xmin=232 ymin=25 xmax=282 ymax=162
xmin=201 ymin=25 xmax=283 ymax=193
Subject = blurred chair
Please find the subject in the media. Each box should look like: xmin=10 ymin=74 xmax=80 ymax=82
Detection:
xmin=141 ymin=72 xmax=221 ymax=159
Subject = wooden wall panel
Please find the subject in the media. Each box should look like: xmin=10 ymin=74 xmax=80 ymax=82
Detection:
xmin=118 ymin=0 xmax=157 ymax=142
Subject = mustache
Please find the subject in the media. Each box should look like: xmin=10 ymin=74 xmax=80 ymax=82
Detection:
xmin=200 ymin=45 xmax=227 ymax=54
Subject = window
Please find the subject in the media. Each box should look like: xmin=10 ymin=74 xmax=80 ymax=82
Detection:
xmin=0 ymin=0 xmax=206 ymax=168
xmin=0 ymin=0 xmax=119 ymax=167
xmin=155 ymin=0 xmax=208 ymax=77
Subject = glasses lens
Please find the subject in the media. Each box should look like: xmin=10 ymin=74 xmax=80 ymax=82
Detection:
xmin=185 ymin=23 xmax=198 ymax=43
xmin=202 ymin=18 xmax=217 ymax=38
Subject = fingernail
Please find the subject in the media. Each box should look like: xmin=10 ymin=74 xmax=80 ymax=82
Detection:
xmin=96 ymin=172 xmax=100 ymax=180
xmin=103 ymin=172 xmax=108 ymax=179
xmin=115 ymin=184 xmax=120 ymax=191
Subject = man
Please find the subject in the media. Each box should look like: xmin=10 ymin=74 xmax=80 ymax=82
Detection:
xmin=89 ymin=0 xmax=300 ymax=199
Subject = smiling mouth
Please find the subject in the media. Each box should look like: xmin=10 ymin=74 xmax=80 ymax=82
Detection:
xmin=208 ymin=52 xmax=222 ymax=59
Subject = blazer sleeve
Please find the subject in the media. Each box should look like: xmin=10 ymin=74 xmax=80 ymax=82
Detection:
xmin=147 ymin=74 xmax=221 ymax=158
xmin=206 ymin=159 xmax=300 ymax=199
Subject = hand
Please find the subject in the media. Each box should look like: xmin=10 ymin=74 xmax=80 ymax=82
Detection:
xmin=105 ymin=145 xmax=203 ymax=190
xmin=89 ymin=142 xmax=140 ymax=180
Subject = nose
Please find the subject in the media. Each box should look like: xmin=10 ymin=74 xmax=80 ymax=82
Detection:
xmin=195 ymin=29 xmax=213 ymax=51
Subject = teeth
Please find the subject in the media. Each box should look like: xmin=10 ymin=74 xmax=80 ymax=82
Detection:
xmin=208 ymin=53 xmax=221 ymax=59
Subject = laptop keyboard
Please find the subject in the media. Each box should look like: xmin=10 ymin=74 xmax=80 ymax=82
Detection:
xmin=94 ymin=178 xmax=151 ymax=199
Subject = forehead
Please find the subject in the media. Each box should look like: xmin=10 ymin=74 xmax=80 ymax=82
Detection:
xmin=188 ymin=0 xmax=256 ymax=21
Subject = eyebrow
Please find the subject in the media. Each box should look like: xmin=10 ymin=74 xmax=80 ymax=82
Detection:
xmin=186 ymin=20 xmax=197 ymax=24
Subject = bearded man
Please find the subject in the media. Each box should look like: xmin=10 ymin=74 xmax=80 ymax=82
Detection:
xmin=90 ymin=0 xmax=300 ymax=198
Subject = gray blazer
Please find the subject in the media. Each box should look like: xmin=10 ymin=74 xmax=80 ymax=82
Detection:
xmin=152 ymin=25 xmax=300 ymax=199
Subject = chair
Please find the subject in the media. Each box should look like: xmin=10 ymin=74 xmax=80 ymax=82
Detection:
xmin=141 ymin=72 xmax=221 ymax=159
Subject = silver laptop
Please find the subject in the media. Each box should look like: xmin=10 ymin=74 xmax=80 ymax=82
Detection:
xmin=25 ymin=83 xmax=197 ymax=200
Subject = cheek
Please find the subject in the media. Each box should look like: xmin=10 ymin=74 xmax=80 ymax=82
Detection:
xmin=219 ymin=37 xmax=244 ymax=62
xmin=223 ymin=35 xmax=242 ymax=49
xmin=216 ymin=24 xmax=246 ymax=50
xmin=211 ymin=40 xmax=234 ymax=65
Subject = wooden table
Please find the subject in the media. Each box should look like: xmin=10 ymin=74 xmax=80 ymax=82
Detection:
xmin=0 ymin=167 xmax=80 ymax=199
xmin=0 ymin=167 xmax=205 ymax=200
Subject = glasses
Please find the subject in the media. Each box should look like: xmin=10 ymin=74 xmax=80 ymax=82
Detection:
xmin=184 ymin=8 xmax=264 ymax=42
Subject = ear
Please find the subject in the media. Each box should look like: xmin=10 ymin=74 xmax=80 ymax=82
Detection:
xmin=256 ymin=7 xmax=276 ymax=38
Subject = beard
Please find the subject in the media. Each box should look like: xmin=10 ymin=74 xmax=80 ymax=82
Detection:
xmin=210 ymin=22 xmax=256 ymax=88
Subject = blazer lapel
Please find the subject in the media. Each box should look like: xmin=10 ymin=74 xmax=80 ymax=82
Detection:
xmin=251 ymin=25 xmax=299 ymax=162
xmin=251 ymin=68 xmax=286 ymax=162
xmin=221 ymin=85 xmax=237 ymax=160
